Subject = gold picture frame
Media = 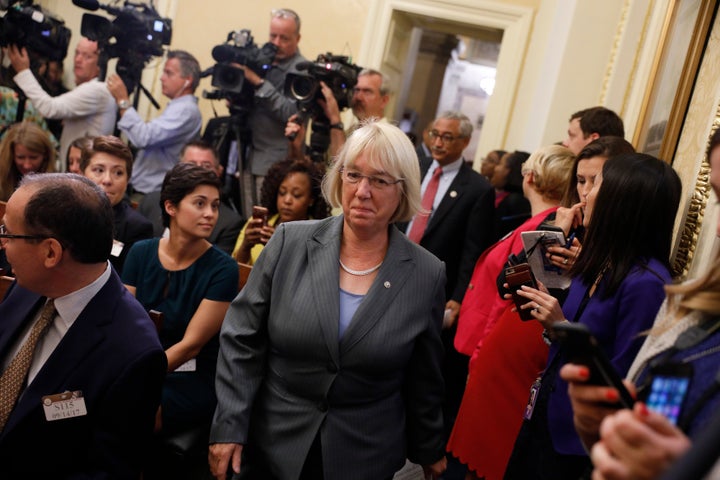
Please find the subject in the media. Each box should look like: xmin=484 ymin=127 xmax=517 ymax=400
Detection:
xmin=634 ymin=0 xmax=718 ymax=162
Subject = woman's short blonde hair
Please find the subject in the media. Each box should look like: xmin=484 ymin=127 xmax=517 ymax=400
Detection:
xmin=521 ymin=144 xmax=575 ymax=202
xmin=322 ymin=120 xmax=422 ymax=223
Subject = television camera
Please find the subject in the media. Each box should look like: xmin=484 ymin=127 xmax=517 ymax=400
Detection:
xmin=72 ymin=0 xmax=171 ymax=98
xmin=0 ymin=1 xmax=71 ymax=62
xmin=202 ymin=29 xmax=276 ymax=114
xmin=284 ymin=53 xmax=361 ymax=161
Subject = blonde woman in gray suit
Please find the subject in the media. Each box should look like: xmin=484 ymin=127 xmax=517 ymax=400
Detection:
xmin=209 ymin=121 xmax=448 ymax=480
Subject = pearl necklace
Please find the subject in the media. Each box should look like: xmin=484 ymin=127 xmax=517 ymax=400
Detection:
xmin=339 ymin=259 xmax=383 ymax=276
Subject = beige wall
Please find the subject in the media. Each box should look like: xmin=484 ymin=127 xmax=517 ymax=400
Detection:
xmin=505 ymin=0 xmax=625 ymax=151
xmin=41 ymin=0 xmax=371 ymax=124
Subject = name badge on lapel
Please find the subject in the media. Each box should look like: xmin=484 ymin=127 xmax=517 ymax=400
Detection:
xmin=42 ymin=391 xmax=87 ymax=421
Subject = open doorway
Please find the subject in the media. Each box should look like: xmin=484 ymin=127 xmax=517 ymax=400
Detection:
xmin=358 ymin=0 xmax=533 ymax=166
xmin=397 ymin=27 xmax=502 ymax=161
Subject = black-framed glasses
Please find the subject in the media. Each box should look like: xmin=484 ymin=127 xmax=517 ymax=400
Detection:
xmin=0 ymin=224 xmax=50 ymax=241
xmin=428 ymin=130 xmax=465 ymax=143
xmin=341 ymin=169 xmax=404 ymax=189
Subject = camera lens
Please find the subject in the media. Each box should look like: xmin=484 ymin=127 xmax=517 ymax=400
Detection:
xmin=290 ymin=76 xmax=316 ymax=101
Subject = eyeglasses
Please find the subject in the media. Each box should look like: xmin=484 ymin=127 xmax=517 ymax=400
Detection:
xmin=0 ymin=224 xmax=50 ymax=241
xmin=428 ymin=130 xmax=465 ymax=143
xmin=341 ymin=169 xmax=403 ymax=189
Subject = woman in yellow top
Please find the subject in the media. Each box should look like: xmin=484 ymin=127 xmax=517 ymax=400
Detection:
xmin=232 ymin=158 xmax=329 ymax=264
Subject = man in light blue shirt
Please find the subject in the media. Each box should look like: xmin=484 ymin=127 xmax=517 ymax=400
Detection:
xmin=107 ymin=50 xmax=202 ymax=197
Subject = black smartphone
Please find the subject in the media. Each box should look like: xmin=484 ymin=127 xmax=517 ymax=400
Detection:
xmin=643 ymin=362 xmax=693 ymax=425
xmin=551 ymin=322 xmax=635 ymax=409
xmin=252 ymin=205 xmax=268 ymax=227
xmin=505 ymin=263 xmax=537 ymax=321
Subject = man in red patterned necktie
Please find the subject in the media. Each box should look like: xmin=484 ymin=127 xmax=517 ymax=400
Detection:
xmin=397 ymin=111 xmax=495 ymax=454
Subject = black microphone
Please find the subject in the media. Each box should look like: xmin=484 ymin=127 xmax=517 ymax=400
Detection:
xmin=295 ymin=61 xmax=313 ymax=71
xmin=71 ymin=0 xmax=100 ymax=11
xmin=72 ymin=0 xmax=122 ymax=15
xmin=211 ymin=45 xmax=237 ymax=63
xmin=200 ymin=66 xmax=214 ymax=78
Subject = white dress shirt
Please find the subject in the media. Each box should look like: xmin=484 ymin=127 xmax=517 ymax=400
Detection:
xmin=13 ymin=70 xmax=117 ymax=169
xmin=404 ymin=157 xmax=464 ymax=235
xmin=1 ymin=263 xmax=112 ymax=385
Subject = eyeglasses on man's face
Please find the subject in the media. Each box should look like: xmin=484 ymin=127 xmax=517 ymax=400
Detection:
xmin=0 ymin=224 xmax=50 ymax=241
xmin=428 ymin=130 xmax=465 ymax=143
xmin=341 ymin=169 xmax=404 ymax=190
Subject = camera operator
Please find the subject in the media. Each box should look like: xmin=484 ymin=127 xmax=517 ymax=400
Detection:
xmin=107 ymin=50 xmax=202 ymax=200
xmin=321 ymin=68 xmax=390 ymax=158
xmin=6 ymin=38 xmax=117 ymax=168
xmin=237 ymin=7 xmax=305 ymax=218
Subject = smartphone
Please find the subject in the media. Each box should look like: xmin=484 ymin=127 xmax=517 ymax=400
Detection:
xmin=505 ymin=263 xmax=538 ymax=321
xmin=252 ymin=205 xmax=268 ymax=227
xmin=643 ymin=363 xmax=692 ymax=425
xmin=551 ymin=322 xmax=636 ymax=409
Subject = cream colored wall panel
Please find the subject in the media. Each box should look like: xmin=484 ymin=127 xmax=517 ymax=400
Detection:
xmin=506 ymin=0 xmax=625 ymax=152
xmin=38 ymin=0 xmax=370 ymax=124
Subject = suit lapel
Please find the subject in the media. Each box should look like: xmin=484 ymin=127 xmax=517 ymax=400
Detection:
xmin=340 ymin=225 xmax=414 ymax=354
xmin=423 ymin=162 xmax=469 ymax=237
xmin=2 ymin=274 xmax=119 ymax=435
xmin=308 ymin=216 xmax=343 ymax=366
xmin=0 ymin=286 xmax=45 ymax=360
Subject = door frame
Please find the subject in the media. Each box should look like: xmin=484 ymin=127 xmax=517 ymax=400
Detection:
xmin=357 ymin=0 xmax=534 ymax=164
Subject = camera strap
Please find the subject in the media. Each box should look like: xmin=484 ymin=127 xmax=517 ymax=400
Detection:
xmin=14 ymin=92 xmax=26 ymax=124
xmin=647 ymin=317 xmax=720 ymax=370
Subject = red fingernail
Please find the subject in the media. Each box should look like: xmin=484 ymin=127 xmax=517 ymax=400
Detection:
xmin=578 ymin=366 xmax=590 ymax=380
xmin=638 ymin=402 xmax=649 ymax=417
xmin=605 ymin=389 xmax=619 ymax=402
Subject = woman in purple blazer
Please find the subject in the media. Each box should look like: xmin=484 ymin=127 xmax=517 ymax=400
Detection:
xmin=502 ymin=153 xmax=682 ymax=479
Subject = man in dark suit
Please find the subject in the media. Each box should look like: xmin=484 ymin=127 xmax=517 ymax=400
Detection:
xmin=0 ymin=173 xmax=166 ymax=477
xmin=139 ymin=140 xmax=243 ymax=255
xmin=415 ymin=120 xmax=433 ymax=165
xmin=398 ymin=111 xmax=495 ymax=446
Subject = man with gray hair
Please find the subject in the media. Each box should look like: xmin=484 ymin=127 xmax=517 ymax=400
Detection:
xmin=397 ymin=110 xmax=495 ymax=446
xmin=322 ymin=68 xmax=391 ymax=157
xmin=232 ymin=8 xmax=306 ymax=217
xmin=107 ymin=50 xmax=203 ymax=198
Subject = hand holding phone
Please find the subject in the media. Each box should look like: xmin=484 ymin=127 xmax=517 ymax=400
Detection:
xmin=642 ymin=363 xmax=692 ymax=425
xmin=552 ymin=322 xmax=635 ymax=409
xmin=252 ymin=205 xmax=268 ymax=227
xmin=504 ymin=263 xmax=538 ymax=321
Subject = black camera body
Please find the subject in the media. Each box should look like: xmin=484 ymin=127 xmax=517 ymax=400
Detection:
xmin=204 ymin=30 xmax=276 ymax=112
xmin=283 ymin=53 xmax=361 ymax=162
xmin=0 ymin=1 xmax=71 ymax=61
xmin=74 ymin=0 xmax=172 ymax=93
xmin=284 ymin=53 xmax=361 ymax=116
xmin=80 ymin=7 xmax=171 ymax=59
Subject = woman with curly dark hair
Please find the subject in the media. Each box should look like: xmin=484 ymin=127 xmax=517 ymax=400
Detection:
xmin=232 ymin=158 xmax=330 ymax=264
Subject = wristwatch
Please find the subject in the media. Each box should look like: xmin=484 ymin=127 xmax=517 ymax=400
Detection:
xmin=329 ymin=122 xmax=344 ymax=130
xmin=117 ymin=99 xmax=131 ymax=110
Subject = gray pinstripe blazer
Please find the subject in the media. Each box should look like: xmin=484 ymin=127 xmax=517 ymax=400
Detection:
xmin=211 ymin=215 xmax=446 ymax=480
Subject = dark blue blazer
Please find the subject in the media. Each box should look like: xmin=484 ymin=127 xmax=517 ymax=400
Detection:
xmin=0 ymin=270 xmax=167 ymax=478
